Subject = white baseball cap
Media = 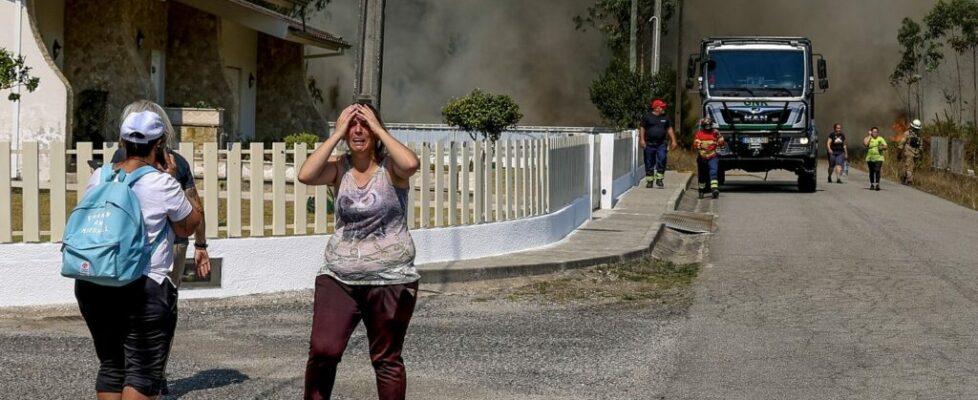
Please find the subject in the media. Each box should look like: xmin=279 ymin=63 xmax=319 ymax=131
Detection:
xmin=120 ymin=111 xmax=166 ymax=144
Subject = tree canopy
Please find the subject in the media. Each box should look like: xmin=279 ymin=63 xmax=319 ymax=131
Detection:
xmin=0 ymin=48 xmax=40 ymax=102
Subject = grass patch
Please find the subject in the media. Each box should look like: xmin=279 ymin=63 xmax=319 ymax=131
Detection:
xmin=507 ymin=258 xmax=700 ymax=306
xmin=852 ymin=156 xmax=978 ymax=211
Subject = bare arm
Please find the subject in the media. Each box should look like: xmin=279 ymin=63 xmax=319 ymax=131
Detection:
xmin=297 ymin=105 xmax=355 ymax=186
xmin=172 ymin=192 xmax=202 ymax=238
xmin=184 ymin=187 xmax=211 ymax=278
xmin=639 ymin=126 xmax=646 ymax=147
xmin=668 ymin=127 xmax=678 ymax=150
xmin=826 ymin=138 xmax=833 ymax=154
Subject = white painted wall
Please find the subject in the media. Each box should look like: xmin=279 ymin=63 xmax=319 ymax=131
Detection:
xmin=219 ymin=19 xmax=257 ymax=140
xmin=0 ymin=193 xmax=591 ymax=307
xmin=0 ymin=0 xmax=69 ymax=179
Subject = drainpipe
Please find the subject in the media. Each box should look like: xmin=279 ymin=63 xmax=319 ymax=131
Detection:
xmin=12 ymin=0 xmax=24 ymax=177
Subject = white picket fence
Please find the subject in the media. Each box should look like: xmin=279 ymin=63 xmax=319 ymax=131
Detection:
xmin=0 ymin=135 xmax=610 ymax=243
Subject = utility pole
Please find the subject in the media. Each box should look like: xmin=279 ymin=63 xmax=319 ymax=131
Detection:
xmin=353 ymin=0 xmax=387 ymax=109
xmin=629 ymin=0 xmax=637 ymax=72
xmin=651 ymin=0 xmax=662 ymax=75
xmin=674 ymin=0 xmax=684 ymax=129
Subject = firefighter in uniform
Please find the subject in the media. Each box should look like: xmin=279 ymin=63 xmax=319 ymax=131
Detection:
xmin=898 ymin=119 xmax=924 ymax=185
xmin=693 ymin=118 xmax=725 ymax=199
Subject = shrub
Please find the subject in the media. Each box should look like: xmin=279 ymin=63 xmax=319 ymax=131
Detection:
xmin=284 ymin=132 xmax=319 ymax=149
xmin=442 ymin=89 xmax=522 ymax=142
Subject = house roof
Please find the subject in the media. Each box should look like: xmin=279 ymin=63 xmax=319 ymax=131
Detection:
xmin=174 ymin=0 xmax=351 ymax=50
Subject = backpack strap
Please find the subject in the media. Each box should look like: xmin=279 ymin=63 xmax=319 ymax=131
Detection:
xmin=123 ymin=165 xmax=161 ymax=187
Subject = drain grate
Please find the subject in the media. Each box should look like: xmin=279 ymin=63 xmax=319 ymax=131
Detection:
xmin=661 ymin=211 xmax=716 ymax=234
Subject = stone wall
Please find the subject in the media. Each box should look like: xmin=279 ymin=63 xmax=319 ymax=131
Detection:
xmin=63 ymin=0 xmax=167 ymax=143
xmin=165 ymin=2 xmax=236 ymax=139
xmin=256 ymin=33 xmax=328 ymax=141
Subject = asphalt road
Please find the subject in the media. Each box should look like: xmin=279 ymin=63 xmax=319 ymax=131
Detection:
xmin=3 ymin=166 xmax=976 ymax=399
xmin=661 ymin=167 xmax=978 ymax=399
xmin=0 ymin=277 xmax=690 ymax=400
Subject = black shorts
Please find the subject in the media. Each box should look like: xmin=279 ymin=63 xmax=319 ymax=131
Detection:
xmin=75 ymin=276 xmax=178 ymax=395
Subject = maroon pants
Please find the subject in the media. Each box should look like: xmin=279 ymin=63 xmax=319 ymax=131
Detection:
xmin=304 ymin=275 xmax=418 ymax=400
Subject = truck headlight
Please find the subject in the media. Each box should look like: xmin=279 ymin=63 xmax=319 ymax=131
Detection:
xmin=799 ymin=137 xmax=810 ymax=145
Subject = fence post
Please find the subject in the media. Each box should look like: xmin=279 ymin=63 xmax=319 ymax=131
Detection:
xmin=434 ymin=142 xmax=444 ymax=227
xmin=50 ymin=141 xmax=67 ymax=242
xmin=249 ymin=142 xmax=265 ymax=237
xmin=271 ymin=142 xmax=286 ymax=235
xmin=76 ymin=142 xmax=93 ymax=200
xmin=448 ymin=141 xmax=458 ymax=226
xmin=293 ymin=143 xmax=308 ymax=235
xmin=420 ymin=142 xmax=430 ymax=228
xmin=227 ymin=143 xmax=242 ymax=237
xmin=314 ymin=142 xmax=329 ymax=234
xmin=474 ymin=141 xmax=484 ymax=223
xmin=203 ymin=143 xmax=219 ymax=238
xmin=460 ymin=142 xmax=470 ymax=225
xmin=495 ymin=140 xmax=502 ymax=222
xmin=22 ymin=142 xmax=40 ymax=242
xmin=407 ymin=142 xmax=417 ymax=229
xmin=0 ymin=142 xmax=10 ymax=242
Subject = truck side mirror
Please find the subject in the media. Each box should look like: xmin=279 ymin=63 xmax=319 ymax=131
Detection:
xmin=817 ymin=59 xmax=829 ymax=90
xmin=685 ymin=58 xmax=696 ymax=90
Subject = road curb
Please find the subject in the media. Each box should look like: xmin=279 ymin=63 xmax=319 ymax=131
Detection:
xmin=420 ymin=174 xmax=694 ymax=284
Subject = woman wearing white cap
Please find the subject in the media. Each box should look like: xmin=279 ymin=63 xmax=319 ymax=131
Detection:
xmin=74 ymin=104 xmax=202 ymax=399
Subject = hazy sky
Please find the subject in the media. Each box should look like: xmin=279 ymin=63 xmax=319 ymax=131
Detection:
xmin=305 ymin=0 xmax=955 ymax=134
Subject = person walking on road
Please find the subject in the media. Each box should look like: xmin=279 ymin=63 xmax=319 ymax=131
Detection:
xmin=898 ymin=118 xmax=924 ymax=185
xmin=298 ymin=103 xmax=421 ymax=400
xmin=863 ymin=127 xmax=888 ymax=191
xmin=639 ymin=99 xmax=678 ymax=188
xmin=826 ymin=123 xmax=848 ymax=183
xmin=693 ymin=117 xmax=725 ymax=199
xmin=73 ymin=109 xmax=203 ymax=400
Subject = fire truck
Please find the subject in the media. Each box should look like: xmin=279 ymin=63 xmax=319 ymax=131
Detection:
xmin=686 ymin=37 xmax=829 ymax=192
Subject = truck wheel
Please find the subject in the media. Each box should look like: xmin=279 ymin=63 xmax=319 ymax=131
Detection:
xmin=717 ymin=169 xmax=726 ymax=185
xmin=798 ymin=172 xmax=817 ymax=193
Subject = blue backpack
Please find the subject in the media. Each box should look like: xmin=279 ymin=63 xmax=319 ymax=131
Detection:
xmin=61 ymin=165 xmax=168 ymax=286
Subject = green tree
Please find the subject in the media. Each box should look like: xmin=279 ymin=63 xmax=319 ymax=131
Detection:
xmin=924 ymin=0 xmax=978 ymax=124
xmin=0 ymin=48 xmax=40 ymax=102
xmin=891 ymin=17 xmax=943 ymax=119
xmin=442 ymin=89 xmax=522 ymax=142
xmin=589 ymin=59 xmax=674 ymax=129
xmin=573 ymin=0 xmax=676 ymax=60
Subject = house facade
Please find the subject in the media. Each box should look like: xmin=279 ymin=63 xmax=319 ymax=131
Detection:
xmin=1 ymin=0 xmax=348 ymax=175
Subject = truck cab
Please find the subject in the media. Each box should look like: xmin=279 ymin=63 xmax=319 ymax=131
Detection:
xmin=686 ymin=37 xmax=828 ymax=192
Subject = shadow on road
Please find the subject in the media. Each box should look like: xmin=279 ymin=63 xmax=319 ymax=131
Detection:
xmin=165 ymin=368 xmax=250 ymax=399
xmin=720 ymin=180 xmax=822 ymax=194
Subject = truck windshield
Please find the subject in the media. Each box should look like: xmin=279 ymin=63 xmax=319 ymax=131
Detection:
xmin=706 ymin=50 xmax=805 ymax=97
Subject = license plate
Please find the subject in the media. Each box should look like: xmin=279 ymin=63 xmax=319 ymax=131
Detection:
xmin=743 ymin=137 xmax=769 ymax=144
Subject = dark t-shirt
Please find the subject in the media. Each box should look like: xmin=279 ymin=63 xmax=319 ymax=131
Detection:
xmin=112 ymin=148 xmax=195 ymax=243
xmin=828 ymin=132 xmax=846 ymax=153
xmin=641 ymin=112 xmax=672 ymax=144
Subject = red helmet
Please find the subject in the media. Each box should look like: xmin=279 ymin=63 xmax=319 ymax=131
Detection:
xmin=651 ymin=99 xmax=667 ymax=110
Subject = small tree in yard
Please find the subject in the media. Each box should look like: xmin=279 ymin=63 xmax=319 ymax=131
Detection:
xmin=0 ymin=48 xmax=40 ymax=101
xmin=590 ymin=59 xmax=675 ymax=129
xmin=442 ymin=89 xmax=522 ymax=142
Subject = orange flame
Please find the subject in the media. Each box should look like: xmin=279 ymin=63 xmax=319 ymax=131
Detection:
xmin=890 ymin=114 xmax=909 ymax=143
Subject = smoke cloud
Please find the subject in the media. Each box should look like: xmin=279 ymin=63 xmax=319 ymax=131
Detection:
xmin=305 ymin=0 xmax=610 ymax=126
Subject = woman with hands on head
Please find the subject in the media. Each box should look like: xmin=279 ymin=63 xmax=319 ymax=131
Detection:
xmin=297 ymin=103 xmax=421 ymax=400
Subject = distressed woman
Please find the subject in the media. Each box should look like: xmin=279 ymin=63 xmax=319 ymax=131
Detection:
xmin=297 ymin=103 xmax=421 ymax=400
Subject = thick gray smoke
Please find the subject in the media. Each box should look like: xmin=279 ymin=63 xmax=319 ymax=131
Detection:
xmin=673 ymin=0 xmax=944 ymax=140
xmin=305 ymin=0 xmax=610 ymax=126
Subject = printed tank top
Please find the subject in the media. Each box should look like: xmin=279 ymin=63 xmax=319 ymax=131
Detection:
xmin=319 ymin=157 xmax=419 ymax=285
